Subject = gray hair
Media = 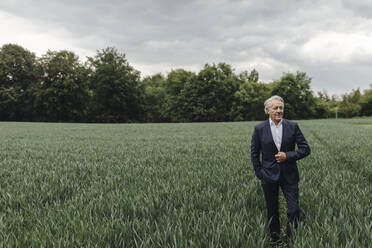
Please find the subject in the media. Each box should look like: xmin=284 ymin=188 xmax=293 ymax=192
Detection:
xmin=264 ymin=95 xmax=284 ymax=114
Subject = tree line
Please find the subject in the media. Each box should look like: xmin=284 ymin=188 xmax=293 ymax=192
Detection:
xmin=1 ymin=43 xmax=371 ymax=123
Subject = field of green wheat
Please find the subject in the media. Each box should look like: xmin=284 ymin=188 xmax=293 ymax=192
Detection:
xmin=0 ymin=119 xmax=371 ymax=247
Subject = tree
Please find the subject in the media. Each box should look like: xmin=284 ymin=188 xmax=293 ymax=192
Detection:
xmin=0 ymin=44 xmax=39 ymax=121
xmin=313 ymin=97 xmax=333 ymax=118
xmin=338 ymin=102 xmax=361 ymax=118
xmin=360 ymin=85 xmax=372 ymax=116
xmin=248 ymin=69 xmax=259 ymax=83
xmin=35 ymin=50 xmax=89 ymax=122
xmin=179 ymin=63 xmax=239 ymax=122
xmin=141 ymin=73 xmax=167 ymax=122
xmin=163 ymin=69 xmax=196 ymax=122
xmin=271 ymin=72 xmax=316 ymax=119
xmin=87 ymin=47 xmax=144 ymax=122
xmin=231 ymin=81 xmax=270 ymax=121
xmin=338 ymin=89 xmax=362 ymax=118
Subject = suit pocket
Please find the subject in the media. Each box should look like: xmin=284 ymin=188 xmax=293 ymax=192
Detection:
xmin=262 ymin=160 xmax=277 ymax=168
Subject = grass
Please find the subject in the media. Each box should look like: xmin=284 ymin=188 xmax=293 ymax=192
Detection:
xmin=0 ymin=119 xmax=371 ymax=247
xmin=358 ymin=124 xmax=372 ymax=127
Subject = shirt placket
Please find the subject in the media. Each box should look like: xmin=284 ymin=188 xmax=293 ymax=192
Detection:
xmin=274 ymin=126 xmax=278 ymax=149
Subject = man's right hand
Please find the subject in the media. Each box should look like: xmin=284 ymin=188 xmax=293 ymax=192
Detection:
xmin=275 ymin=152 xmax=286 ymax=163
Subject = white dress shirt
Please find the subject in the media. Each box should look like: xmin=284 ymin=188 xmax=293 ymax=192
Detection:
xmin=269 ymin=118 xmax=283 ymax=151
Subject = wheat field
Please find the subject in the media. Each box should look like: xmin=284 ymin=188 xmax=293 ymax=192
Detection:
xmin=0 ymin=119 xmax=371 ymax=247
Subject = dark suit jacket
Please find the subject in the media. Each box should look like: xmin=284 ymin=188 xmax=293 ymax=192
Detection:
xmin=251 ymin=119 xmax=310 ymax=184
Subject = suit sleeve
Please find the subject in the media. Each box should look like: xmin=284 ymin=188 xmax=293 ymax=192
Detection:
xmin=251 ymin=126 xmax=263 ymax=179
xmin=285 ymin=123 xmax=311 ymax=162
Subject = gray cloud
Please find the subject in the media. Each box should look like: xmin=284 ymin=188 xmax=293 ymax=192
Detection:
xmin=1 ymin=0 xmax=372 ymax=94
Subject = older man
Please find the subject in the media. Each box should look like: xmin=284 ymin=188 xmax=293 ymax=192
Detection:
xmin=251 ymin=95 xmax=310 ymax=246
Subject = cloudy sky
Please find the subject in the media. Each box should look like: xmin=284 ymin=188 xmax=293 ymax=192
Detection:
xmin=1 ymin=0 xmax=372 ymax=95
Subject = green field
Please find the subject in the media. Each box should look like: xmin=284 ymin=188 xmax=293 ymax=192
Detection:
xmin=0 ymin=119 xmax=371 ymax=247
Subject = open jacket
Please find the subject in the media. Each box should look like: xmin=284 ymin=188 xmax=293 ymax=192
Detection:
xmin=251 ymin=119 xmax=311 ymax=184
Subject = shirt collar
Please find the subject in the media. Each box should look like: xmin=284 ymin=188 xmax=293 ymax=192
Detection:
xmin=269 ymin=118 xmax=283 ymax=127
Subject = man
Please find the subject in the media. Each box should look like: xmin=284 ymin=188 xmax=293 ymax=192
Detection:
xmin=251 ymin=95 xmax=310 ymax=246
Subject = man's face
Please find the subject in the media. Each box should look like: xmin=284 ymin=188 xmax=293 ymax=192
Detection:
xmin=268 ymin=99 xmax=284 ymax=123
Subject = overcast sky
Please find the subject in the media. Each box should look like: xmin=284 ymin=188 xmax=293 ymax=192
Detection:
xmin=1 ymin=0 xmax=372 ymax=95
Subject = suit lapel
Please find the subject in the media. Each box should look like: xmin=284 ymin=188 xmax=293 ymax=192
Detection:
xmin=280 ymin=119 xmax=286 ymax=151
xmin=265 ymin=119 xmax=278 ymax=153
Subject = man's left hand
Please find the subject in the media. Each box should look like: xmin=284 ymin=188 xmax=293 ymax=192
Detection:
xmin=275 ymin=152 xmax=286 ymax=163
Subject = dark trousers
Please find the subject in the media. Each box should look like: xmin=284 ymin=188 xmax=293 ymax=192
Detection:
xmin=261 ymin=176 xmax=300 ymax=242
